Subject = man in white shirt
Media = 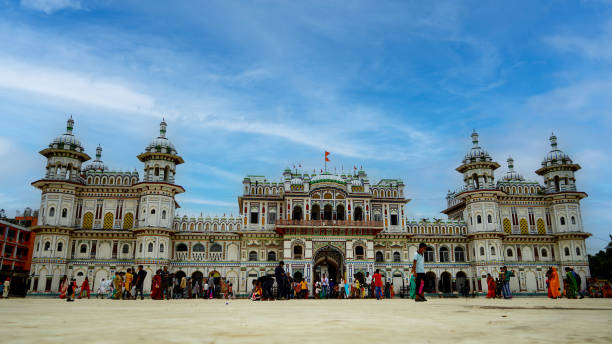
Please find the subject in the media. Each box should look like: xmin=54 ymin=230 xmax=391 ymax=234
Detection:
xmin=412 ymin=242 xmax=428 ymax=302
xmin=321 ymin=274 xmax=329 ymax=299
xmin=365 ymin=272 xmax=373 ymax=298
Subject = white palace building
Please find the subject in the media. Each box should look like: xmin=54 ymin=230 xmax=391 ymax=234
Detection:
xmin=28 ymin=118 xmax=591 ymax=296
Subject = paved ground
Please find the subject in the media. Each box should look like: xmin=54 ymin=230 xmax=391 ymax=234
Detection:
xmin=0 ymin=297 xmax=611 ymax=343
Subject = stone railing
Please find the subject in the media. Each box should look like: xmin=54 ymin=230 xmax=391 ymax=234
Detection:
xmin=191 ymin=252 xmax=206 ymax=261
xmin=276 ymin=219 xmax=383 ymax=227
xmin=209 ymin=252 xmax=223 ymax=261
xmin=174 ymin=251 xmax=189 ymax=260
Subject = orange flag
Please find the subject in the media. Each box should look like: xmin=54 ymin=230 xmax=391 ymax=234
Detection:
xmin=325 ymin=151 xmax=330 ymax=162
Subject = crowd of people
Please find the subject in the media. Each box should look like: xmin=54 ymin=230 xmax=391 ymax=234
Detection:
xmin=46 ymin=241 xmax=611 ymax=302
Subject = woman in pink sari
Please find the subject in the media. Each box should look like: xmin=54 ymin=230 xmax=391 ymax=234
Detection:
xmin=151 ymin=270 xmax=162 ymax=300
xmin=59 ymin=275 xmax=68 ymax=299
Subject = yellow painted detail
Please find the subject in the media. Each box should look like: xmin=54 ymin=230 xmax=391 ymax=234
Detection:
xmin=503 ymin=218 xmax=511 ymax=234
xmin=537 ymin=218 xmax=546 ymax=234
xmin=82 ymin=212 xmax=93 ymax=229
xmin=103 ymin=212 xmax=114 ymax=229
xmin=123 ymin=213 xmax=133 ymax=229
xmin=519 ymin=218 xmax=528 ymax=234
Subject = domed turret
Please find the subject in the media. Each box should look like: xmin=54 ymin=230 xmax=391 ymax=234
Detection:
xmin=536 ymin=134 xmax=581 ymax=193
xmin=501 ymin=157 xmax=524 ymax=181
xmin=83 ymin=145 xmax=108 ymax=172
xmin=39 ymin=116 xmax=90 ymax=181
xmin=541 ymin=133 xmax=573 ymax=167
xmin=137 ymin=119 xmax=184 ymax=183
xmin=456 ymin=130 xmax=500 ymax=190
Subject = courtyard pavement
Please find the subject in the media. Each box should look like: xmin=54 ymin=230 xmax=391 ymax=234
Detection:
xmin=0 ymin=297 xmax=610 ymax=343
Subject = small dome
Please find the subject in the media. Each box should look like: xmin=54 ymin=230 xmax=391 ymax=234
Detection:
xmin=462 ymin=131 xmax=493 ymax=164
xmin=83 ymin=145 xmax=108 ymax=172
xmin=502 ymin=157 xmax=524 ymax=181
xmin=144 ymin=119 xmax=178 ymax=155
xmin=541 ymin=134 xmax=572 ymax=166
xmin=49 ymin=117 xmax=85 ymax=153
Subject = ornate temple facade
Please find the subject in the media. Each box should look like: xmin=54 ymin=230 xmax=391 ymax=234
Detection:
xmin=28 ymin=118 xmax=591 ymax=296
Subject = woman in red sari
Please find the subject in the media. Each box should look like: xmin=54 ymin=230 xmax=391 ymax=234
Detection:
xmin=59 ymin=275 xmax=68 ymax=299
xmin=151 ymin=270 xmax=162 ymax=300
xmin=486 ymin=273 xmax=496 ymax=298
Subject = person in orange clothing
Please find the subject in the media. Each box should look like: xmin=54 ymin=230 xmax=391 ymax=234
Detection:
xmin=79 ymin=277 xmax=90 ymax=299
xmin=486 ymin=273 xmax=496 ymax=298
xmin=549 ymin=267 xmax=561 ymax=299
xmin=124 ymin=268 xmax=134 ymax=300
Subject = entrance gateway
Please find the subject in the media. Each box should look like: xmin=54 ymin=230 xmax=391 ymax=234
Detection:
xmin=313 ymin=246 xmax=344 ymax=284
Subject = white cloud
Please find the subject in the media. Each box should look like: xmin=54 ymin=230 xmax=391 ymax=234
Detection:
xmin=545 ymin=21 xmax=612 ymax=60
xmin=0 ymin=58 xmax=158 ymax=116
xmin=21 ymin=0 xmax=81 ymax=14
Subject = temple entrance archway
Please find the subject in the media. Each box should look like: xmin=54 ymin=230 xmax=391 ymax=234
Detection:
xmin=440 ymin=271 xmax=452 ymax=293
xmin=425 ymin=271 xmax=437 ymax=293
xmin=313 ymin=246 xmax=344 ymax=285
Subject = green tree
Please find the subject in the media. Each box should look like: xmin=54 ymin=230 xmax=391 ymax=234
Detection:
xmin=588 ymin=236 xmax=612 ymax=279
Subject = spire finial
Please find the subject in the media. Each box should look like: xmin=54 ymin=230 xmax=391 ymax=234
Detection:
xmin=550 ymin=133 xmax=557 ymax=149
xmin=96 ymin=145 xmax=102 ymax=160
xmin=66 ymin=116 xmax=74 ymax=134
xmin=471 ymin=130 xmax=479 ymax=147
xmin=159 ymin=119 xmax=167 ymax=138
xmin=507 ymin=156 xmax=514 ymax=170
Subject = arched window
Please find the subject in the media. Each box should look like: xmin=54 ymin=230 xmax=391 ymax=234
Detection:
xmin=44 ymin=241 xmax=50 ymax=251
xmin=554 ymin=175 xmax=560 ymax=192
xmin=164 ymin=166 xmax=169 ymax=182
xmin=311 ymin=204 xmax=320 ymax=220
xmin=116 ymin=177 xmax=122 ymax=185
xmin=487 ymin=214 xmax=492 ymax=223
xmin=575 ymin=247 xmax=581 ymax=256
xmin=193 ymin=243 xmax=205 ymax=252
xmin=323 ymin=204 xmax=333 ymax=220
xmin=375 ymin=251 xmax=384 ymax=262
xmin=564 ymin=247 xmax=570 ymax=256
xmin=154 ymin=167 xmax=159 ymax=176
xmin=477 ymin=215 xmax=482 ymax=224
xmin=210 ymin=243 xmax=222 ymax=252
xmin=293 ymin=245 xmax=303 ymax=259
xmin=571 ymin=216 xmax=576 ymax=225
xmin=162 ymin=210 xmax=167 ymax=219
xmin=541 ymin=248 xmax=548 ymax=258
xmin=267 ymin=251 xmax=277 ymax=261
xmin=122 ymin=244 xmax=129 ymax=254
xmin=506 ymin=248 xmax=513 ymax=257
xmin=454 ymin=246 xmax=465 ymax=262
xmin=472 ymin=173 xmax=479 ymax=188
xmin=176 ymin=243 xmax=188 ymax=252
xmin=479 ymin=247 xmax=485 ymax=256
xmin=148 ymin=243 xmax=154 ymax=253
xmin=490 ymin=246 xmax=496 ymax=255
xmin=49 ymin=207 xmax=55 ymax=217
xmin=336 ymin=204 xmax=345 ymax=221
xmin=139 ymin=243 xmax=143 ymax=253
xmin=160 ymin=244 xmax=164 ymax=253
xmin=560 ymin=216 xmax=566 ymax=225
xmin=80 ymin=244 xmax=87 ymax=253
xmin=57 ymin=242 xmax=63 ymax=252
xmin=292 ymin=206 xmax=303 ymax=221
xmin=393 ymin=251 xmax=401 ymax=262
xmin=61 ymin=208 xmax=68 ymax=218
xmin=354 ymin=206 xmax=363 ymax=221
xmin=355 ymin=245 xmax=364 ymax=259
xmin=249 ymin=251 xmax=258 ymax=261
xmin=424 ymin=246 xmax=434 ymax=262
xmin=439 ymin=247 xmax=449 ymax=262
xmin=151 ymin=209 xmax=156 ymax=215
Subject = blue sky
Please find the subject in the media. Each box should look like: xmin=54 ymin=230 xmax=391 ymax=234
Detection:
xmin=0 ymin=0 xmax=610 ymax=252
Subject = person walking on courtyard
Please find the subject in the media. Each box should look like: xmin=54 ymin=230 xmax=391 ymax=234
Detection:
xmin=59 ymin=275 xmax=68 ymax=299
xmin=501 ymin=266 xmax=515 ymax=299
xmin=112 ymin=272 xmax=122 ymax=299
xmin=412 ymin=242 xmax=427 ymax=302
xmin=134 ymin=265 xmax=147 ymax=300
xmin=275 ymin=261 xmax=286 ymax=300
xmin=321 ymin=273 xmax=329 ymax=299
xmin=409 ymin=274 xmax=416 ymax=299
xmin=151 ymin=270 xmax=162 ymax=300
xmin=161 ymin=266 xmax=170 ymax=300
xmin=564 ymin=267 xmax=578 ymax=299
xmin=365 ymin=272 xmax=372 ymax=298
xmin=203 ymin=279 xmax=209 ymax=299
xmin=79 ymin=277 xmax=90 ymax=299
xmin=486 ymin=274 xmax=496 ymax=298
xmin=2 ymin=277 xmax=10 ymax=298
xmin=66 ymin=278 xmax=76 ymax=302
xmin=373 ymin=269 xmax=383 ymax=300
xmin=549 ymin=267 xmax=561 ymax=299
xmin=570 ymin=268 xmax=584 ymax=299
xmin=179 ymin=275 xmax=187 ymax=299
xmin=300 ymin=278 xmax=308 ymax=299
xmin=124 ymin=269 xmax=133 ymax=300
